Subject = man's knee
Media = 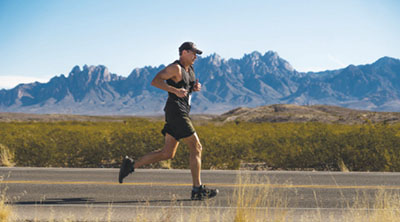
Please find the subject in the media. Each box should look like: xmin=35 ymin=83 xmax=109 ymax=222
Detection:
xmin=197 ymin=142 xmax=203 ymax=153
xmin=192 ymin=142 xmax=202 ymax=156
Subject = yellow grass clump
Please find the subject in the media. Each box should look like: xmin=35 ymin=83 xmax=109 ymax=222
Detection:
xmin=0 ymin=193 xmax=12 ymax=222
xmin=232 ymin=173 xmax=290 ymax=222
xmin=342 ymin=189 xmax=400 ymax=222
xmin=0 ymin=144 xmax=14 ymax=167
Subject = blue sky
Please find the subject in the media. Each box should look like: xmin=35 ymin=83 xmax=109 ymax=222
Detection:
xmin=0 ymin=0 xmax=399 ymax=89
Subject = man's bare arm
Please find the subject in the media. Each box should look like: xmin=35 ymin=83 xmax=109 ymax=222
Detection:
xmin=151 ymin=64 xmax=188 ymax=98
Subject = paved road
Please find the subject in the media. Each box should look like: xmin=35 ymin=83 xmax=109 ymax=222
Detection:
xmin=2 ymin=167 xmax=400 ymax=221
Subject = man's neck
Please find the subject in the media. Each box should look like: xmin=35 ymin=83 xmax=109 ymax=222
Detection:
xmin=179 ymin=58 xmax=190 ymax=71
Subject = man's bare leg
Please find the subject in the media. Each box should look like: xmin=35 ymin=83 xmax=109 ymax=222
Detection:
xmin=183 ymin=133 xmax=202 ymax=187
xmin=134 ymin=134 xmax=179 ymax=169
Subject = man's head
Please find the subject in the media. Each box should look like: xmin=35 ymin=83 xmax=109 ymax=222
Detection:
xmin=179 ymin=42 xmax=203 ymax=56
xmin=179 ymin=42 xmax=202 ymax=66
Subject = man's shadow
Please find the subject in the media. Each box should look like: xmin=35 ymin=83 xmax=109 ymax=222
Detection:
xmin=11 ymin=197 xmax=195 ymax=205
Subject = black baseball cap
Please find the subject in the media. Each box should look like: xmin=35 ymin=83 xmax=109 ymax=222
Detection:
xmin=179 ymin=42 xmax=203 ymax=55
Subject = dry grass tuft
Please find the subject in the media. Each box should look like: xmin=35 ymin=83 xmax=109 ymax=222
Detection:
xmin=231 ymin=173 xmax=290 ymax=222
xmin=0 ymin=193 xmax=12 ymax=222
xmin=0 ymin=144 xmax=14 ymax=167
xmin=337 ymin=158 xmax=349 ymax=172
xmin=342 ymin=189 xmax=400 ymax=222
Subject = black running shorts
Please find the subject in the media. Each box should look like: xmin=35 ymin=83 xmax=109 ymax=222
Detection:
xmin=161 ymin=112 xmax=195 ymax=141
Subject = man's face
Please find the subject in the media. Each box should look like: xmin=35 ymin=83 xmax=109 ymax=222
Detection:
xmin=184 ymin=49 xmax=197 ymax=64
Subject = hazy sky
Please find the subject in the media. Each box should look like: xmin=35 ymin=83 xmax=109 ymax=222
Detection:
xmin=0 ymin=0 xmax=399 ymax=89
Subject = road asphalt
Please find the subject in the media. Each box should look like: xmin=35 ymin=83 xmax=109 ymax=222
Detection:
xmin=1 ymin=167 xmax=400 ymax=221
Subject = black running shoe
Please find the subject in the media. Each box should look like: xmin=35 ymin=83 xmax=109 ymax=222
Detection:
xmin=119 ymin=156 xmax=134 ymax=183
xmin=191 ymin=185 xmax=219 ymax=200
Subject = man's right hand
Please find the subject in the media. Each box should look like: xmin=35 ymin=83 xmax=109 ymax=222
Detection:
xmin=175 ymin=88 xmax=188 ymax=98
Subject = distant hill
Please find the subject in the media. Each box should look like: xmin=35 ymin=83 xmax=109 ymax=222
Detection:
xmin=0 ymin=52 xmax=399 ymax=115
xmin=218 ymin=104 xmax=400 ymax=124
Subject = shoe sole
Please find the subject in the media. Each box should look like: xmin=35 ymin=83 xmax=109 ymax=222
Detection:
xmin=191 ymin=189 xmax=219 ymax=200
xmin=118 ymin=158 xmax=131 ymax=183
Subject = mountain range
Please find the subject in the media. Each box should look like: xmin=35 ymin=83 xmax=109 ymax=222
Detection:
xmin=1 ymin=51 xmax=399 ymax=115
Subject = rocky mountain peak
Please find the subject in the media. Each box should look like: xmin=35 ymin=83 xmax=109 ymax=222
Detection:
xmin=239 ymin=50 xmax=294 ymax=72
xmin=264 ymin=50 xmax=279 ymax=58
xmin=88 ymin=65 xmax=111 ymax=82
xmin=68 ymin=65 xmax=112 ymax=85
xmin=245 ymin=51 xmax=262 ymax=60
xmin=344 ymin=64 xmax=360 ymax=73
xmin=69 ymin=65 xmax=81 ymax=76
xmin=206 ymin=53 xmax=223 ymax=66
xmin=263 ymin=51 xmax=294 ymax=72
xmin=263 ymin=51 xmax=278 ymax=62
xmin=373 ymin=56 xmax=399 ymax=66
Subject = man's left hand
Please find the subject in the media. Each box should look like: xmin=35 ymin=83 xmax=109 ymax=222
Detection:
xmin=193 ymin=79 xmax=201 ymax=92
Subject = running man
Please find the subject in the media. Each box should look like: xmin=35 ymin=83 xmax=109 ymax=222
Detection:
xmin=119 ymin=42 xmax=218 ymax=200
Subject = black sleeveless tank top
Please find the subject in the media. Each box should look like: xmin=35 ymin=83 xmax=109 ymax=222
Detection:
xmin=164 ymin=60 xmax=196 ymax=114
